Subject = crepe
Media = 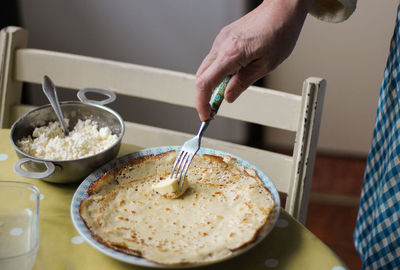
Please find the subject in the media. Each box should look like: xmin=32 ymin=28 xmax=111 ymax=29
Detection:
xmin=80 ymin=150 xmax=274 ymax=265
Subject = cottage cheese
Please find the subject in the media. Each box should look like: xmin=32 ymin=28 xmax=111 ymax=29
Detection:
xmin=17 ymin=119 xmax=118 ymax=160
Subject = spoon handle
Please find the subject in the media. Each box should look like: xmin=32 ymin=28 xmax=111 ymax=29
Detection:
xmin=42 ymin=75 xmax=69 ymax=136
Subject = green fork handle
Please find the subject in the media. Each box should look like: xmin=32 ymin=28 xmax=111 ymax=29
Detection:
xmin=209 ymin=75 xmax=231 ymax=119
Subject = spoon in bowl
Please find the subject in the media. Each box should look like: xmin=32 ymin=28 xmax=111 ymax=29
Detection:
xmin=42 ymin=75 xmax=69 ymax=136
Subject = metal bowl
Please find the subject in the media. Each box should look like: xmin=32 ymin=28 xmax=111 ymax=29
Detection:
xmin=10 ymin=89 xmax=125 ymax=183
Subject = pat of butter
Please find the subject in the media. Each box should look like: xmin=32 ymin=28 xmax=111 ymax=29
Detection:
xmin=152 ymin=176 xmax=189 ymax=199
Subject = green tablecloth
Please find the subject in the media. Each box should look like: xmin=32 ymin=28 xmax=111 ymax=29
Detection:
xmin=0 ymin=129 xmax=348 ymax=270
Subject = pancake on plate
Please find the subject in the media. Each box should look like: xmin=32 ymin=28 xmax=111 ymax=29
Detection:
xmin=79 ymin=150 xmax=274 ymax=265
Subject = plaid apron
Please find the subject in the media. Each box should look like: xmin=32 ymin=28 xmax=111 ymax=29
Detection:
xmin=354 ymin=4 xmax=400 ymax=269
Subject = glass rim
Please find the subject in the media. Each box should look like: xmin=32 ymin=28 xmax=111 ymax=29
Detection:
xmin=0 ymin=180 xmax=40 ymax=192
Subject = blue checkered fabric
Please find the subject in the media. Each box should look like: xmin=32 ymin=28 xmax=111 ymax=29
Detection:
xmin=354 ymin=4 xmax=400 ymax=269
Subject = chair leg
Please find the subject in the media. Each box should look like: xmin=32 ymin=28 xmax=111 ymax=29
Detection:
xmin=0 ymin=26 xmax=27 ymax=128
xmin=287 ymin=77 xmax=326 ymax=224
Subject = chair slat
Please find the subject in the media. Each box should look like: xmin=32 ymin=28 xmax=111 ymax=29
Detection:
xmin=14 ymin=48 xmax=302 ymax=131
xmin=9 ymin=103 xmax=293 ymax=193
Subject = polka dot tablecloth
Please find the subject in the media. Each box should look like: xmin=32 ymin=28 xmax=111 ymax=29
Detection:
xmin=0 ymin=129 xmax=348 ymax=270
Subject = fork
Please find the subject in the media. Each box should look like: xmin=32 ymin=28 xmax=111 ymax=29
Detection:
xmin=171 ymin=76 xmax=231 ymax=190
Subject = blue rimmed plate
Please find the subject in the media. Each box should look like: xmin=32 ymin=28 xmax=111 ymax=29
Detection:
xmin=70 ymin=146 xmax=280 ymax=268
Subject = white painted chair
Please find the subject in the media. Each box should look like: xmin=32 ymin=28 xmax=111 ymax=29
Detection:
xmin=0 ymin=26 xmax=325 ymax=224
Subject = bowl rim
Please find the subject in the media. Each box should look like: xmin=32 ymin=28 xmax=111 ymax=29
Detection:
xmin=9 ymin=101 xmax=125 ymax=163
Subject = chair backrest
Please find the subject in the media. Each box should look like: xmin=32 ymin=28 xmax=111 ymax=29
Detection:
xmin=0 ymin=26 xmax=326 ymax=224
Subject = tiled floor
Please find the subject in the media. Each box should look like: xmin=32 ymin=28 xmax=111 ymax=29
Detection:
xmin=306 ymin=154 xmax=366 ymax=270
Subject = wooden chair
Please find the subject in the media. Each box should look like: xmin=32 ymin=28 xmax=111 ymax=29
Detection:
xmin=0 ymin=26 xmax=326 ymax=224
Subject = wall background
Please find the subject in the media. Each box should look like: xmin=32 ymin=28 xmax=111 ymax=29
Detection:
xmin=18 ymin=0 xmax=249 ymax=143
xmin=266 ymin=0 xmax=398 ymax=156
xmin=16 ymin=0 xmax=398 ymax=156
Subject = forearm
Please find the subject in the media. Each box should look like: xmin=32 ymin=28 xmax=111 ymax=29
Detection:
xmin=256 ymin=0 xmax=315 ymax=69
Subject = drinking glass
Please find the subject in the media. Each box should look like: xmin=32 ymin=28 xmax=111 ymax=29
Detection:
xmin=0 ymin=181 xmax=40 ymax=270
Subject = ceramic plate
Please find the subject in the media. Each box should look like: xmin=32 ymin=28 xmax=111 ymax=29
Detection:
xmin=71 ymin=146 xmax=280 ymax=268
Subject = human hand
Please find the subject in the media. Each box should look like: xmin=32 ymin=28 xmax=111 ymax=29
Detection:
xmin=195 ymin=0 xmax=313 ymax=121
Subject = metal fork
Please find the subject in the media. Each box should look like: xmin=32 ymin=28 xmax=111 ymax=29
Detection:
xmin=171 ymin=76 xmax=231 ymax=190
